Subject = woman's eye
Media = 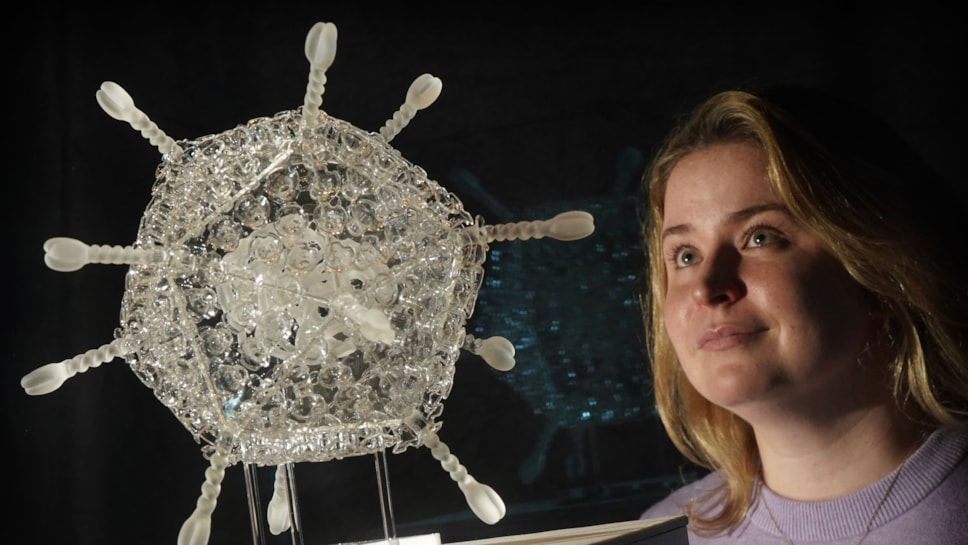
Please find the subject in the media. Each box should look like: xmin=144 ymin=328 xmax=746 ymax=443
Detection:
xmin=674 ymin=247 xmax=697 ymax=267
xmin=748 ymin=227 xmax=781 ymax=248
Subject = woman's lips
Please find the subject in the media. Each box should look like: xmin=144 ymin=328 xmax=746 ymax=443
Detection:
xmin=698 ymin=326 xmax=767 ymax=351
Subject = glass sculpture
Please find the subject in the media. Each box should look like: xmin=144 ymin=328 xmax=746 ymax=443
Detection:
xmin=21 ymin=20 xmax=595 ymax=545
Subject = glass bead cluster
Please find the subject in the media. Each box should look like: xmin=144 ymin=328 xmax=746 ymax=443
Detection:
xmin=121 ymin=109 xmax=486 ymax=466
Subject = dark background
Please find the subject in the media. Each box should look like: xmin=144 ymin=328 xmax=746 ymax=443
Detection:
xmin=7 ymin=5 xmax=965 ymax=545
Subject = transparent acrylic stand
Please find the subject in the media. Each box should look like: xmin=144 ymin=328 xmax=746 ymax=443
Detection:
xmin=243 ymin=451 xmax=439 ymax=545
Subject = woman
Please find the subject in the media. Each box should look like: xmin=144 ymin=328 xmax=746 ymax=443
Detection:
xmin=638 ymin=87 xmax=968 ymax=544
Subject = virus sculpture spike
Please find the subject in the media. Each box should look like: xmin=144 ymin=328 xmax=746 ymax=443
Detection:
xmin=301 ymin=21 xmax=338 ymax=128
xmin=22 ymin=20 xmax=595 ymax=545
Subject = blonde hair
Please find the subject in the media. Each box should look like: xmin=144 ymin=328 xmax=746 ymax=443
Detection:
xmin=640 ymin=88 xmax=968 ymax=535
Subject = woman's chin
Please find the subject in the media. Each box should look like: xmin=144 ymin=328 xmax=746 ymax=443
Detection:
xmin=692 ymin=365 xmax=782 ymax=411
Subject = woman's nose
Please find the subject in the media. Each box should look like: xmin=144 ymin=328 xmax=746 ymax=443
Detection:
xmin=690 ymin=247 xmax=745 ymax=306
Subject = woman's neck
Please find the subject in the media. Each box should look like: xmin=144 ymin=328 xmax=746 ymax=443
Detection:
xmin=752 ymin=396 xmax=927 ymax=500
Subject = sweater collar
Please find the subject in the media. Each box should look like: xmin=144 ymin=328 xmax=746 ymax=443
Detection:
xmin=747 ymin=427 xmax=967 ymax=541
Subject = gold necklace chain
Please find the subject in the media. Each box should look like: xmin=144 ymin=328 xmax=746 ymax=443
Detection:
xmin=758 ymin=459 xmax=905 ymax=545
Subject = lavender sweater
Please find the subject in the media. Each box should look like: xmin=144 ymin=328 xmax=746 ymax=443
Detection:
xmin=641 ymin=428 xmax=968 ymax=544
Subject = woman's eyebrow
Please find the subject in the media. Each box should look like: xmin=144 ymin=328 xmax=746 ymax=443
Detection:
xmin=727 ymin=203 xmax=787 ymax=223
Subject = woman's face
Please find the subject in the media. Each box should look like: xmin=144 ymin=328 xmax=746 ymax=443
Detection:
xmin=660 ymin=142 xmax=875 ymax=415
